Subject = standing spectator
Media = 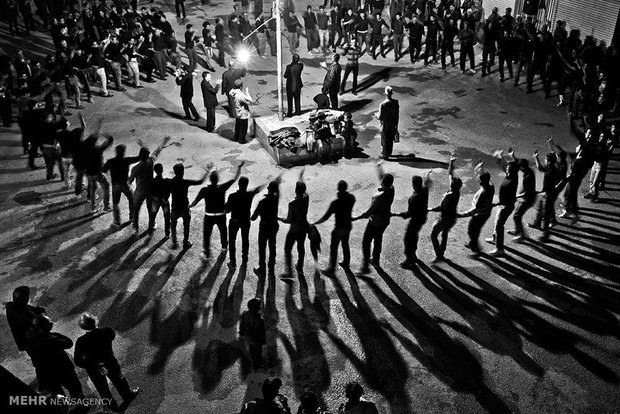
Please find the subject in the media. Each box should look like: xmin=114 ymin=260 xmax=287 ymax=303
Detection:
xmin=175 ymin=0 xmax=186 ymax=19
xmin=238 ymin=298 xmax=266 ymax=371
xmin=128 ymin=136 xmax=170 ymax=235
xmin=284 ymin=54 xmax=304 ymax=117
xmin=458 ymin=166 xmax=495 ymax=255
xmin=251 ymin=178 xmax=281 ymax=275
xmin=321 ymin=53 xmax=342 ymax=109
xmin=25 ymin=315 xmax=84 ymax=399
xmin=170 ymin=163 xmax=210 ymax=249
xmin=407 ymin=14 xmax=424 ymax=63
xmin=102 ymin=144 xmax=140 ymax=226
xmin=152 ymin=29 xmax=168 ymax=79
xmin=229 ymin=79 xmax=254 ymax=144
xmin=342 ymin=8 xmax=357 ymax=47
xmin=6 ymin=286 xmax=46 ymax=352
xmin=267 ymin=9 xmax=278 ymax=56
xmin=340 ymin=37 xmax=360 ymax=95
xmin=184 ymin=24 xmax=199 ymax=73
xmin=175 ymin=66 xmax=200 ymax=121
xmin=317 ymin=6 xmax=330 ymax=54
xmin=338 ymin=382 xmax=378 ymax=414
xmin=201 ymin=72 xmax=220 ymax=132
xmin=428 ymin=156 xmax=461 ymax=263
xmin=395 ymin=171 xmax=431 ymax=268
xmin=74 ymin=313 xmax=140 ymax=413
xmin=225 ymin=177 xmax=265 ymax=267
xmin=498 ymin=28 xmax=516 ymax=81
xmin=440 ymin=17 xmax=457 ymax=69
xmin=254 ymin=14 xmax=268 ymax=58
xmin=375 ymin=86 xmax=399 ymax=159
xmin=314 ymin=180 xmax=356 ymax=275
xmin=354 ymin=162 xmax=394 ymax=273
xmin=285 ymin=10 xmax=303 ymax=54
xmin=423 ymin=14 xmax=439 ymax=65
xmin=355 ymin=10 xmax=370 ymax=54
xmin=303 ymin=5 xmax=319 ymax=54
xmin=190 ymin=162 xmax=244 ymax=259
xmin=458 ymin=21 xmax=476 ymax=74
xmin=240 ymin=377 xmax=291 ymax=414
xmin=278 ymin=171 xmax=310 ymax=277
xmin=329 ymin=4 xmax=344 ymax=51
xmin=391 ymin=12 xmax=404 ymax=62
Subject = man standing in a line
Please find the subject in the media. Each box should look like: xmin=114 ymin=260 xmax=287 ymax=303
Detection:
xmin=102 ymin=144 xmax=140 ymax=226
xmin=303 ymin=5 xmax=319 ymax=54
xmin=321 ymin=53 xmax=341 ymax=109
xmin=376 ymin=86 xmax=399 ymax=159
xmin=175 ymin=66 xmax=200 ymax=121
xmin=229 ymin=79 xmax=254 ymax=144
xmin=284 ymin=54 xmax=304 ymax=117
xmin=201 ymin=72 xmax=220 ymax=132
xmin=251 ymin=178 xmax=282 ymax=276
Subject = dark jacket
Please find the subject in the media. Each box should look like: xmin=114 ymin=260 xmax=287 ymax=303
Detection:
xmin=284 ymin=61 xmax=304 ymax=93
xmin=6 ymin=302 xmax=46 ymax=351
xmin=74 ymin=327 xmax=118 ymax=369
xmin=201 ymin=79 xmax=219 ymax=108
xmin=176 ymin=73 xmax=194 ymax=98
xmin=322 ymin=61 xmax=341 ymax=94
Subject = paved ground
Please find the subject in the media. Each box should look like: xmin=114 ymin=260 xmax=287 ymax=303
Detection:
xmin=1 ymin=1 xmax=620 ymax=413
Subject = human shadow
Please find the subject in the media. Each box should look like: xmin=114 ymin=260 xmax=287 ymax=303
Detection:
xmin=279 ymin=269 xmax=331 ymax=400
xmin=394 ymin=156 xmax=448 ymax=170
xmin=443 ymin=260 xmax=619 ymax=383
xmin=324 ymin=269 xmax=412 ymax=413
xmin=354 ymin=68 xmax=393 ymax=93
xmin=369 ymin=265 xmax=516 ymax=413
xmin=192 ymin=256 xmax=249 ymax=393
xmin=147 ymin=254 xmax=224 ymax=375
xmin=338 ymin=98 xmax=373 ymax=114
xmin=263 ymin=268 xmax=282 ymax=372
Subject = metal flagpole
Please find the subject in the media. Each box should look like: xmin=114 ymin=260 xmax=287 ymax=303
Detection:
xmin=275 ymin=1 xmax=283 ymax=121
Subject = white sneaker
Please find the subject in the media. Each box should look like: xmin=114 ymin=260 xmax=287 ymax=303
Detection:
xmin=489 ymin=248 xmax=504 ymax=257
xmin=512 ymin=235 xmax=524 ymax=243
xmin=469 ymin=68 xmax=477 ymax=74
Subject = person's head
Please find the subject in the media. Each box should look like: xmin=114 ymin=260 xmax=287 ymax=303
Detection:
xmin=242 ymin=11 xmax=248 ymax=18
xmin=429 ymin=14 xmax=435 ymax=22
xmin=332 ymin=53 xmax=340 ymax=63
xmin=345 ymin=381 xmax=364 ymax=402
xmin=295 ymin=181 xmax=306 ymax=197
xmin=210 ymin=170 xmax=219 ymax=184
xmin=139 ymin=147 xmax=150 ymax=161
xmin=518 ymin=158 xmax=529 ymax=171
xmin=12 ymin=286 xmax=30 ymax=306
xmin=186 ymin=23 xmax=193 ymax=31
xmin=598 ymin=131 xmax=606 ymax=143
xmin=173 ymin=163 xmax=184 ymax=177
xmin=154 ymin=163 xmax=163 ymax=175
xmin=238 ymin=176 xmax=249 ymax=191
xmin=247 ymin=297 xmax=261 ymax=312
xmin=347 ymin=8 xmax=353 ymax=15
xmin=597 ymin=113 xmax=605 ymax=124
xmin=57 ymin=117 xmax=69 ymax=131
xmin=506 ymin=162 xmax=518 ymax=179
xmin=395 ymin=12 xmax=401 ymax=20
xmin=267 ymin=180 xmax=279 ymax=196
xmin=203 ymin=21 xmax=210 ymax=29
xmin=478 ymin=171 xmax=491 ymax=186
xmin=506 ymin=7 xmax=512 ymax=16
xmin=292 ymin=53 xmax=300 ymax=63
xmin=344 ymin=112 xmax=352 ymax=121
xmin=319 ymin=6 xmax=325 ymax=13
xmin=203 ymin=71 xmax=211 ymax=81
xmin=376 ymin=11 xmax=381 ymax=19
xmin=234 ymin=79 xmax=243 ymax=89
xmin=261 ymin=377 xmax=283 ymax=401
xmin=32 ymin=314 xmax=53 ymax=335
xmin=359 ymin=10 xmax=366 ymax=17
xmin=384 ymin=85 xmax=393 ymax=98
xmin=381 ymin=173 xmax=394 ymax=189
xmin=546 ymin=152 xmax=557 ymax=167
xmin=299 ymin=390 xmax=320 ymax=413
xmin=79 ymin=313 xmax=98 ymax=331
xmin=337 ymin=180 xmax=348 ymax=193
xmin=115 ymin=144 xmax=126 ymax=157
xmin=411 ymin=175 xmax=423 ymax=191
xmin=450 ymin=177 xmax=463 ymax=192
xmin=307 ymin=5 xmax=312 ymax=11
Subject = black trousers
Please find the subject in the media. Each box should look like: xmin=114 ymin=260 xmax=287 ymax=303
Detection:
xmin=512 ymin=197 xmax=535 ymax=234
xmin=423 ymin=41 xmax=437 ymax=63
xmin=460 ymin=44 xmax=475 ymax=71
xmin=86 ymin=360 xmax=131 ymax=402
xmin=371 ymin=33 xmax=384 ymax=58
xmin=341 ymin=65 xmax=358 ymax=93
xmin=362 ymin=221 xmax=387 ymax=267
xmin=38 ymin=368 xmax=82 ymax=398
xmin=328 ymin=227 xmax=351 ymax=269
xmin=409 ymin=38 xmax=422 ymax=62
xmin=404 ymin=219 xmax=425 ymax=262
xmin=234 ymin=118 xmax=249 ymax=143
xmin=441 ymin=42 xmax=454 ymax=67
xmin=499 ymin=52 xmax=513 ymax=79
xmin=205 ymin=106 xmax=216 ymax=132
xmin=175 ymin=0 xmax=186 ymax=16
xmin=328 ymin=91 xmax=338 ymax=109
xmin=182 ymin=96 xmax=198 ymax=118
xmin=229 ymin=218 xmax=250 ymax=263
xmin=467 ymin=214 xmax=491 ymax=252
xmin=171 ymin=208 xmax=190 ymax=244
xmin=203 ymin=214 xmax=227 ymax=255
xmin=257 ymin=226 xmax=277 ymax=269
xmin=286 ymin=90 xmax=301 ymax=115
xmin=284 ymin=229 xmax=306 ymax=272
xmin=150 ymin=197 xmax=170 ymax=235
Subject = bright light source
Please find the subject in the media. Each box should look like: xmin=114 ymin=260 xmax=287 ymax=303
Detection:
xmin=236 ymin=46 xmax=252 ymax=64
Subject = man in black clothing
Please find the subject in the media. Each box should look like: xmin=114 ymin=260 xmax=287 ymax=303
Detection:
xmin=190 ymin=162 xmax=244 ymax=259
xmin=371 ymin=12 xmax=389 ymax=59
xmin=6 ymin=286 xmax=46 ymax=352
xmin=201 ymin=72 xmax=220 ymax=132
xmin=55 ymin=114 xmax=85 ymax=190
xmin=354 ymin=162 xmax=394 ymax=273
xmin=303 ymin=6 xmax=319 ymax=52
xmin=429 ymin=156 xmax=461 ymax=263
xmin=83 ymin=129 xmax=114 ymax=213
xmin=508 ymin=154 xmax=537 ymax=241
xmin=170 ymin=163 xmax=210 ymax=249
xmin=321 ymin=53 xmax=341 ymax=109
xmin=278 ymin=172 xmax=310 ymax=277
xmin=74 ymin=313 xmax=139 ymax=412
xmin=149 ymin=163 xmax=172 ymax=239
xmin=395 ymin=171 xmax=431 ymax=268
xmin=284 ymin=54 xmax=304 ymax=117
xmin=529 ymin=151 xmax=558 ymax=242
xmin=102 ymin=144 xmax=141 ymax=226
xmin=251 ymin=179 xmax=281 ymax=275
xmin=225 ymin=177 xmax=265 ymax=267
xmin=314 ymin=180 xmax=356 ymax=276
xmin=423 ymin=14 xmax=439 ymax=65
xmin=407 ymin=14 xmax=424 ymax=63
xmin=486 ymin=151 xmax=518 ymax=256
xmin=25 ymin=315 xmax=84 ymax=398
xmin=176 ymin=66 xmax=200 ymax=121
xmin=440 ymin=17 xmax=457 ymax=69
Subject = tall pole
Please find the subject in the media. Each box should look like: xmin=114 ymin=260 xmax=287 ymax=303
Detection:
xmin=275 ymin=1 xmax=283 ymax=121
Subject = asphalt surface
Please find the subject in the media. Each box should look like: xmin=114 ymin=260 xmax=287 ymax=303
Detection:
xmin=1 ymin=1 xmax=620 ymax=413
